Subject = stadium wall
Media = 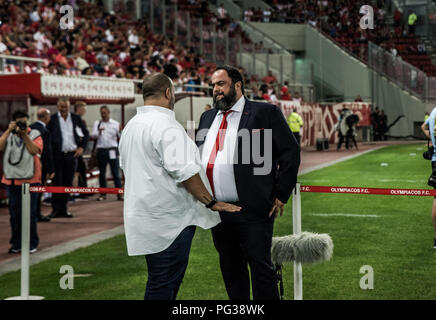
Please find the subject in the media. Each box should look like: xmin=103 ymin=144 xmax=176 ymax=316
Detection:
xmin=237 ymin=52 xmax=294 ymax=83
xmin=248 ymin=23 xmax=306 ymax=52
xmin=304 ymin=25 xmax=430 ymax=137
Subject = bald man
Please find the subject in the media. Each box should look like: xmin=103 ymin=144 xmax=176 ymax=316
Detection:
xmin=30 ymin=108 xmax=55 ymax=222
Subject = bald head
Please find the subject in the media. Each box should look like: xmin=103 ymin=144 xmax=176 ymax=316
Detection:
xmin=142 ymin=73 xmax=175 ymax=110
xmin=37 ymin=108 xmax=51 ymax=125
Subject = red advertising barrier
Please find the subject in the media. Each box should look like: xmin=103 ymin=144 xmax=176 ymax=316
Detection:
xmin=300 ymin=185 xmax=435 ymax=196
xmin=30 ymin=185 xmax=435 ymax=197
xmin=30 ymin=186 xmax=124 ymax=194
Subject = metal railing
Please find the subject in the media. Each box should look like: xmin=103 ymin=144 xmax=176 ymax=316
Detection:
xmin=367 ymin=41 xmax=432 ymax=101
xmin=0 ymin=54 xmax=45 ymax=73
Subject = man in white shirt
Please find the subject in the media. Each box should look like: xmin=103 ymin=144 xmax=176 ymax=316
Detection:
xmin=119 ymin=73 xmax=241 ymax=300
xmin=91 ymin=106 xmax=123 ymax=201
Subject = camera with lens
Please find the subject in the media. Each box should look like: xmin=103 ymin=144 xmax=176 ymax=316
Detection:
xmin=423 ymin=146 xmax=434 ymax=160
xmin=15 ymin=121 xmax=27 ymax=132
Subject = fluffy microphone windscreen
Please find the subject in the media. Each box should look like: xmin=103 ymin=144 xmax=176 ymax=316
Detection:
xmin=271 ymin=232 xmax=333 ymax=265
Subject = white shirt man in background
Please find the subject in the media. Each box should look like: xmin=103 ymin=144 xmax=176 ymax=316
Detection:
xmin=119 ymin=73 xmax=241 ymax=300
xmin=91 ymin=106 xmax=123 ymax=201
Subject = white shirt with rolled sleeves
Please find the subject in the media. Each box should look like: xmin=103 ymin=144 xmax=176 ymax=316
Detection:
xmin=119 ymin=105 xmax=221 ymax=256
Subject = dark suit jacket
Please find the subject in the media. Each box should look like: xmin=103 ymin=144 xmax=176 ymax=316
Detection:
xmin=197 ymin=99 xmax=300 ymax=219
xmin=30 ymin=121 xmax=54 ymax=175
xmin=47 ymin=112 xmax=89 ymax=156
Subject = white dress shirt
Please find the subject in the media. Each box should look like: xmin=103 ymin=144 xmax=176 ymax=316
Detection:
xmin=200 ymin=96 xmax=245 ymax=202
xmin=119 ymin=105 xmax=221 ymax=256
xmin=91 ymin=118 xmax=120 ymax=149
xmin=58 ymin=112 xmax=77 ymax=152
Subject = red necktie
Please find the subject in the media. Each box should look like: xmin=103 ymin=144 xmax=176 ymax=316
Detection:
xmin=206 ymin=110 xmax=233 ymax=196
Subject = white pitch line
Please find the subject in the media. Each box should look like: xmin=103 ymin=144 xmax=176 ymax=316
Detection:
xmin=378 ymin=179 xmax=424 ymax=183
xmin=309 ymin=213 xmax=380 ymax=218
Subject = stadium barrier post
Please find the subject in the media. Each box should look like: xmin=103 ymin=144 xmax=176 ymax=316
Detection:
xmin=5 ymin=184 xmax=44 ymax=300
xmin=292 ymin=182 xmax=303 ymax=300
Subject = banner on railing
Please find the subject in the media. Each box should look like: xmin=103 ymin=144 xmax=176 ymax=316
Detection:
xmin=277 ymin=101 xmax=372 ymax=147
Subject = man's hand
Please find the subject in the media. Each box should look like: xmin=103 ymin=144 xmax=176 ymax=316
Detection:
xmin=8 ymin=121 xmax=17 ymax=133
xmin=16 ymin=126 xmax=28 ymax=138
xmin=268 ymin=198 xmax=285 ymax=218
xmin=211 ymin=202 xmax=242 ymax=212
xmin=74 ymin=147 xmax=84 ymax=157
xmin=47 ymin=172 xmax=55 ymax=180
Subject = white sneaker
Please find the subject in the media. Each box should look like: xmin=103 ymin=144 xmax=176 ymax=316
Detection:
xmin=29 ymin=247 xmax=37 ymax=254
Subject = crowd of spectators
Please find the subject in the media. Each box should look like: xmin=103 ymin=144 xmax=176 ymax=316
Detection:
xmin=0 ymin=0 xmax=300 ymax=102
xmin=0 ymin=0 xmax=254 ymax=85
xmin=261 ymin=0 xmax=436 ymax=76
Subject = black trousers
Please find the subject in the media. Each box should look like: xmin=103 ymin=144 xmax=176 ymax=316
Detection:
xmin=35 ymin=168 xmax=47 ymax=219
xmin=52 ymin=152 xmax=77 ymax=214
xmin=76 ymin=155 xmax=87 ymax=188
xmin=292 ymin=132 xmax=301 ymax=145
xmin=211 ymin=211 xmax=279 ymax=300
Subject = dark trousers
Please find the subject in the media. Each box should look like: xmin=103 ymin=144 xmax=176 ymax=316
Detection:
xmin=97 ymin=148 xmax=122 ymax=191
xmin=52 ymin=152 xmax=77 ymax=214
xmin=337 ymin=132 xmax=345 ymax=150
xmin=35 ymin=169 xmax=47 ymax=219
xmin=8 ymin=184 xmax=39 ymax=249
xmin=144 ymin=225 xmax=196 ymax=300
xmin=292 ymin=132 xmax=301 ymax=145
xmin=76 ymin=155 xmax=87 ymax=188
xmin=212 ymin=213 xmax=279 ymax=300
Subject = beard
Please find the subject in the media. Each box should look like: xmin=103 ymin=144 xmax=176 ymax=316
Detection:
xmin=213 ymin=84 xmax=237 ymax=111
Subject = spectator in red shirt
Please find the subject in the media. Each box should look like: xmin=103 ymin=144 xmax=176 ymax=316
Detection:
xmin=262 ymin=70 xmax=278 ymax=84
xmin=280 ymin=85 xmax=291 ymax=100
xmin=85 ymin=44 xmax=98 ymax=65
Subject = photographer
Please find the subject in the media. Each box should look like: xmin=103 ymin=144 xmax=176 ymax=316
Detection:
xmin=421 ymin=109 xmax=436 ymax=249
xmin=0 ymin=110 xmax=43 ymax=254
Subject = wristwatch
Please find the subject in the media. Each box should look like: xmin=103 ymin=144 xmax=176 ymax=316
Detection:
xmin=206 ymin=197 xmax=217 ymax=208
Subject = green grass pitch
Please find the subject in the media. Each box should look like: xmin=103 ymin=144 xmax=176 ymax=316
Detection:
xmin=1 ymin=143 xmax=436 ymax=300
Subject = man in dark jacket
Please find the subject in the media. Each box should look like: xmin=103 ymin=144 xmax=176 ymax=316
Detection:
xmin=196 ymin=66 xmax=300 ymax=300
xmin=47 ymin=97 xmax=89 ymax=218
xmin=30 ymin=108 xmax=55 ymax=222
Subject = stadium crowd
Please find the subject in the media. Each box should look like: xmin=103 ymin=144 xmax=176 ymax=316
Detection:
xmin=261 ymin=0 xmax=436 ymax=76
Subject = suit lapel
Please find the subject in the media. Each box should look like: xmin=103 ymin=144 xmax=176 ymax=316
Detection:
xmin=237 ymin=98 xmax=252 ymax=131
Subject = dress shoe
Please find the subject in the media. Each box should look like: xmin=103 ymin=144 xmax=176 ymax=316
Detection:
xmin=37 ymin=215 xmax=51 ymax=222
xmin=8 ymin=247 xmax=21 ymax=254
xmin=57 ymin=211 xmax=73 ymax=218
xmin=50 ymin=211 xmax=73 ymax=218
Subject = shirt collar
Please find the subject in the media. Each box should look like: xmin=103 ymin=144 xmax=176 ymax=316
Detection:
xmin=36 ymin=120 xmax=46 ymax=128
xmin=137 ymin=105 xmax=175 ymax=119
xmin=217 ymin=96 xmax=245 ymax=115
xmin=58 ymin=112 xmax=71 ymax=121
